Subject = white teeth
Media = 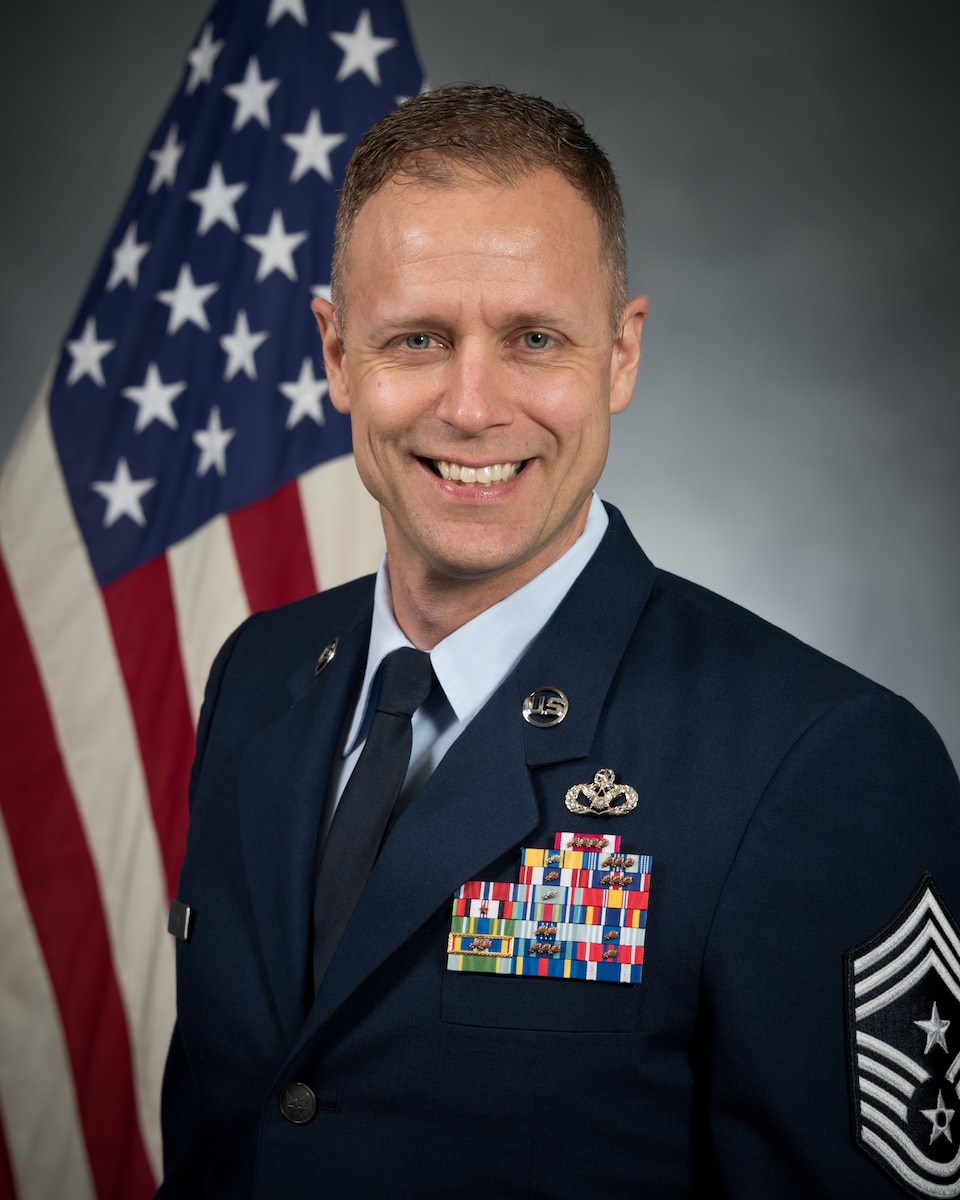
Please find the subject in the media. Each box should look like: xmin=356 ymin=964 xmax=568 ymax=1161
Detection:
xmin=434 ymin=460 xmax=521 ymax=486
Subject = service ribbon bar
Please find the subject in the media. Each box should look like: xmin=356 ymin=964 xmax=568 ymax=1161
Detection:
xmin=553 ymin=830 xmax=622 ymax=853
xmin=452 ymin=883 xmax=649 ymax=921
xmin=445 ymin=953 xmax=644 ymax=984
xmin=521 ymin=846 xmax=650 ymax=873
xmin=518 ymin=865 xmax=650 ymax=892
xmin=450 ymin=916 xmax=646 ymax=945
xmin=447 ymin=835 xmax=653 ymax=985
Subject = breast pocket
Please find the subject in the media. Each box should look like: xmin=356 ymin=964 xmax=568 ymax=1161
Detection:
xmin=440 ymin=969 xmax=645 ymax=1033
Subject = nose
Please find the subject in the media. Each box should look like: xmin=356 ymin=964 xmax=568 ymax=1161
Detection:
xmin=433 ymin=339 xmax=514 ymax=435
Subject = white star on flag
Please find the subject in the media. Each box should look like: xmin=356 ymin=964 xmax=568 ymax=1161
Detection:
xmin=330 ymin=9 xmax=398 ymax=85
xmin=188 ymin=162 xmax=248 ymax=235
xmin=90 ymin=458 xmax=157 ymax=527
xmin=283 ymin=109 xmax=347 ymax=184
xmin=121 ymin=363 xmax=186 ymax=432
xmin=106 ymin=222 xmax=150 ymax=291
xmin=224 ymin=56 xmax=280 ymax=131
xmin=156 ymin=264 xmax=220 ymax=334
xmin=280 ymin=357 xmax=328 ymax=428
xmin=148 ymin=124 xmax=185 ymax=193
xmin=186 ymin=22 xmax=224 ymax=93
xmin=244 ymin=210 xmax=308 ymax=282
xmin=193 ymin=407 xmax=236 ymax=476
xmin=267 ymin=0 xmax=308 ymax=27
xmin=220 ymin=310 xmax=269 ymax=381
xmin=64 ymin=316 xmax=116 ymax=386
xmin=312 ymin=283 xmax=333 ymax=302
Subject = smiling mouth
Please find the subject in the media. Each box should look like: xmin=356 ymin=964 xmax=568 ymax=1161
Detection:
xmin=432 ymin=460 xmax=523 ymax=486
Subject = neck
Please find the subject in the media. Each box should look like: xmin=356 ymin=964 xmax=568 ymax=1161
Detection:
xmin=383 ymin=512 xmax=595 ymax=650
xmin=386 ymin=563 xmax=523 ymax=650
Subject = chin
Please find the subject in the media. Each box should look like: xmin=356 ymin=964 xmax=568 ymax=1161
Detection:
xmin=425 ymin=535 xmax=542 ymax=584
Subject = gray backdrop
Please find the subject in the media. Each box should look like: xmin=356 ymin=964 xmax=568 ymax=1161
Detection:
xmin=3 ymin=1 xmax=957 ymax=766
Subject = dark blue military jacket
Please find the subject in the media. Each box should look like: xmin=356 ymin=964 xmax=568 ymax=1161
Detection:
xmin=158 ymin=505 xmax=960 ymax=1198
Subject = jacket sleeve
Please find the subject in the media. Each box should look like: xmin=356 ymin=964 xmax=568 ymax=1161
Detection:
xmin=154 ymin=619 xmax=251 ymax=1199
xmin=697 ymin=687 xmax=960 ymax=1198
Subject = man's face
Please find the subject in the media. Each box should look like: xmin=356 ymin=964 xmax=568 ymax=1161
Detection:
xmin=313 ymin=167 xmax=647 ymax=602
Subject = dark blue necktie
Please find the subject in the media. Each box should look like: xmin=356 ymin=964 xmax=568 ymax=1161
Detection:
xmin=312 ymin=646 xmax=434 ymax=991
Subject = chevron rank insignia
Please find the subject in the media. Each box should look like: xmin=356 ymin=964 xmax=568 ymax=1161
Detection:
xmin=447 ymin=834 xmax=652 ymax=984
xmin=845 ymin=875 xmax=960 ymax=1198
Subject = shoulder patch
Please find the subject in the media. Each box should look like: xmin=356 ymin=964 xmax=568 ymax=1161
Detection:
xmin=846 ymin=875 xmax=960 ymax=1198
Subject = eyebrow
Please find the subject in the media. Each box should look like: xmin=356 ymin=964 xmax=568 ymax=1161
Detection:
xmin=370 ymin=309 xmax=572 ymax=336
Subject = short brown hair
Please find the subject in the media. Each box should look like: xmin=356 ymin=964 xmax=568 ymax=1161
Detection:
xmin=331 ymin=83 xmax=627 ymax=330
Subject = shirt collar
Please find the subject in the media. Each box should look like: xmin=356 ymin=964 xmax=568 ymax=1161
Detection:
xmin=342 ymin=494 xmax=608 ymax=755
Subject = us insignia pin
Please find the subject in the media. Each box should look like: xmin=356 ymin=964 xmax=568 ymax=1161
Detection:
xmin=845 ymin=874 xmax=960 ymax=1198
xmin=522 ymin=686 xmax=568 ymax=728
xmin=565 ymin=768 xmax=638 ymax=817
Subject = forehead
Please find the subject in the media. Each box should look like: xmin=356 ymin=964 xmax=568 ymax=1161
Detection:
xmin=342 ymin=167 xmax=605 ymax=298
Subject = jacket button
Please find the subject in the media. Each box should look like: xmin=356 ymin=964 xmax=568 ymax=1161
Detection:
xmin=279 ymin=1081 xmax=317 ymax=1124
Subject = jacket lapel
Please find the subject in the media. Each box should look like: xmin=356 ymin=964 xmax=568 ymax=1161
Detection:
xmin=517 ymin=507 xmax=655 ymax=768
xmin=301 ymin=676 xmax=540 ymax=1036
xmin=237 ymin=602 xmax=372 ymax=1041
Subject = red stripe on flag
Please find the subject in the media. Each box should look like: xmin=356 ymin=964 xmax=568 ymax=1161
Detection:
xmin=0 ymin=1111 xmax=16 ymax=1200
xmin=229 ymin=481 xmax=317 ymax=612
xmin=0 ymin=556 xmax=156 ymax=1199
xmin=102 ymin=556 xmax=194 ymax=899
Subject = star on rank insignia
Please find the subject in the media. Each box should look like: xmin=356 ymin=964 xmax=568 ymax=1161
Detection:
xmin=845 ymin=875 xmax=960 ymax=1198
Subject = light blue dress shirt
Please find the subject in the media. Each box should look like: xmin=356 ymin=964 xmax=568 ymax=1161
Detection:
xmin=323 ymin=494 xmax=608 ymax=832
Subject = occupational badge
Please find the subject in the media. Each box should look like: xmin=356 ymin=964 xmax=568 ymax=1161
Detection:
xmin=565 ymin=768 xmax=638 ymax=817
xmin=446 ymin=832 xmax=653 ymax=985
xmin=314 ymin=638 xmax=338 ymax=675
xmin=845 ymin=874 xmax=960 ymax=1198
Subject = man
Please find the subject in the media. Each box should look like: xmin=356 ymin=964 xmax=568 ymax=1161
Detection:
xmin=159 ymin=85 xmax=960 ymax=1198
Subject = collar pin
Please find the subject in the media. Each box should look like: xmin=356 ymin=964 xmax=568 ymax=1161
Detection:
xmin=315 ymin=637 xmax=339 ymax=675
xmin=522 ymin=685 xmax=569 ymax=727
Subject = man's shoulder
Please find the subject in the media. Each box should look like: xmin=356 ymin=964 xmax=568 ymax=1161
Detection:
xmin=601 ymin=504 xmax=876 ymax=698
xmin=612 ymin=557 xmax=956 ymax=799
xmin=643 ymin=559 xmax=897 ymax=715
xmin=251 ymin=572 xmax=376 ymax=638
xmin=215 ymin=573 xmax=376 ymax=685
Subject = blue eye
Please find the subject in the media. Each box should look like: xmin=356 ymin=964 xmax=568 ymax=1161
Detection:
xmin=405 ymin=334 xmax=432 ymax=349
xmin=523 ymin=331 xmax=550 ymax=350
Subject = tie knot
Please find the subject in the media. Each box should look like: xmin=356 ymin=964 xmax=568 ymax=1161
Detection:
xmin=375 ymin=647 xmax=434 ymax=720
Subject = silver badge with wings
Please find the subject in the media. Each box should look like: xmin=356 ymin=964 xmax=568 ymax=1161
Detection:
xmin=564 ymin=768 xmax=638 ymax=818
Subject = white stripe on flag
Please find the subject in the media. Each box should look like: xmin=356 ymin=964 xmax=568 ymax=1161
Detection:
xmin=0 ymin=811 xmax=96 ymax=1200
xmin=168 ymin=456 xmax=381 ymax=730
xmin=298 ymin=455 xmax=384 ymax=589
xmin=168 ymin=515 xmax=250 ymax=727
xmin=0 ymin=384 xmax=171 ymax=1181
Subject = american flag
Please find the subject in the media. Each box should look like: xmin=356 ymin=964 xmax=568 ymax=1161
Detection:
xmin=0 ymin=2 xmax=423 ymax=1195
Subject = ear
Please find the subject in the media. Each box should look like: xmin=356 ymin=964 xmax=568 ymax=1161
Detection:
xmin=311 ymin=296 xmax=350 ymax=414
xmin=609 ymin=295 xmax=649 ymax=415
